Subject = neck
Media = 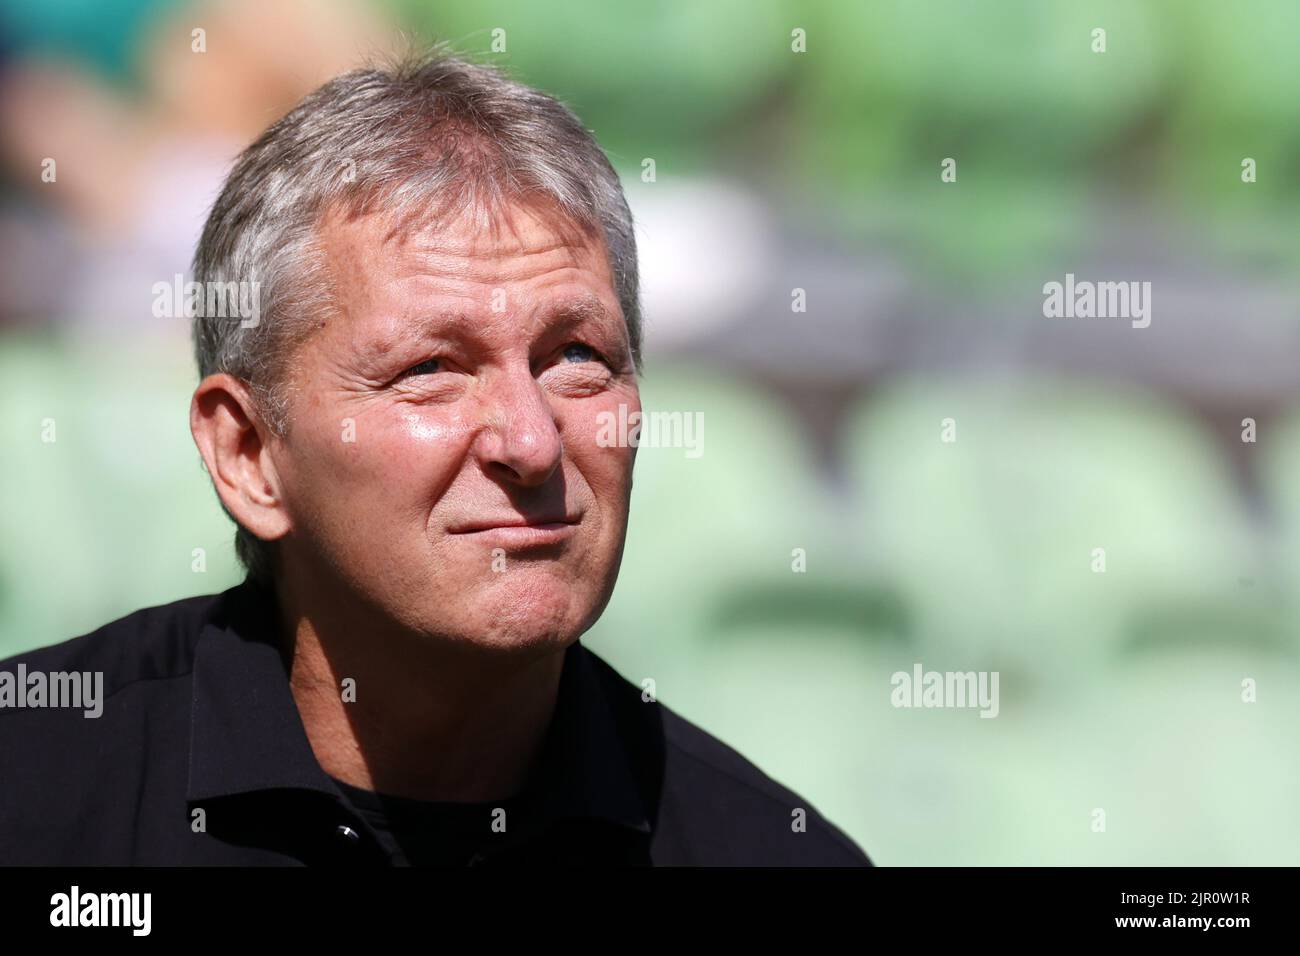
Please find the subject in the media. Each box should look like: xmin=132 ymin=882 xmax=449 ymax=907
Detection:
xmin=270 ymin=569 xmax=566 ymax=804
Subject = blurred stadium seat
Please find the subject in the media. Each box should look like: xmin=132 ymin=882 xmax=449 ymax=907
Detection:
xmin=0 ymin=337 xmax=242 ymax=656
xmin=843 ymin=375 xmax=1266 ymax=683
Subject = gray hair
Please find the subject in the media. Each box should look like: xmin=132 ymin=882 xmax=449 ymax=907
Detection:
xmin=191 ymin=41 xmax=642 ymax=583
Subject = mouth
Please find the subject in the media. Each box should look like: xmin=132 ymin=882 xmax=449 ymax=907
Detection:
xmin=447 ymin=516 xmax=581 ymax=548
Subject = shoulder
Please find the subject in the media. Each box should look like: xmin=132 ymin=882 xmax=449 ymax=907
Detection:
xmin=581 ymin=646 xmax=873 ymax=867
xmin=0 ymin=588 xmax=225 ymax=692
xmin=0 ymin=587 xmax=236 ymax=861
xmin=0 ymin=586 xmax=236 ymax=748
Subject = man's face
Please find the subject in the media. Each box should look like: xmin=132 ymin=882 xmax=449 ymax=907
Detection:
xmin=268 ymin=199 xmax=640 ymax=653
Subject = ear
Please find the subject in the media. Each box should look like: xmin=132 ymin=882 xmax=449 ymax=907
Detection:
xmin=190 ymin=374 xmax=291 ymax=545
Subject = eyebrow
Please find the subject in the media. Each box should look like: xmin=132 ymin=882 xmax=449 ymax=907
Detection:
xmin=537 ymin=294 xmax=620 ymax=332
xmin=357 ymin=294 xmax=623 ymax=366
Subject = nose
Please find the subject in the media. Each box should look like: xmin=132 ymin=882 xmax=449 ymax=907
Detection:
xmin=472 ymin=368 xmax=564 ymax=488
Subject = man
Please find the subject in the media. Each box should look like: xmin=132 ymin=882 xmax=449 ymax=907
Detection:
xmin=0 ymin=45 xmax=871 ymax=866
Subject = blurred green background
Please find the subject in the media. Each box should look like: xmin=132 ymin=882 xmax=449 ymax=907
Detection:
xmin=2 ymin=0 xmax=1299 ymax=864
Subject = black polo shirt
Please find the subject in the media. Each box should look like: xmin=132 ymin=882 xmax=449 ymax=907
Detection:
xmin=0 ymin=578 xmax=872 ymax=866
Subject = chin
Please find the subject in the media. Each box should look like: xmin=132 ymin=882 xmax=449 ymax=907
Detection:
xmin=458 ymin=572 xmax=593 ymax=652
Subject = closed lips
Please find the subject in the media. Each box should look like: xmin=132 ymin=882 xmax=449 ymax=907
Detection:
xmin=448 ymin=517 xmax=578 ymax=533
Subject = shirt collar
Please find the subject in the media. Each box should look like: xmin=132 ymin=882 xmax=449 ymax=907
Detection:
xmin=187 ymin=578 xmax=650 ymax=835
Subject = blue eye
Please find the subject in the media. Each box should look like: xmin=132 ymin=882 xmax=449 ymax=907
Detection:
xmin=562 ymin=344 xmax=596 ymax=363
xmin=405 ymin=358 xmax=442 ymax=376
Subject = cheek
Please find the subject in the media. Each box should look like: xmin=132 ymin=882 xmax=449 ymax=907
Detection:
xmin=562 ymin=397 xmax=639 ymax=513
xmin=290 ymin=407 xmax=473 ymax=520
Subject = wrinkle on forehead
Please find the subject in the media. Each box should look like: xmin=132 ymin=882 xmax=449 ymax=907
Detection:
xmin=317 ymin=193 xmax=612 ymax=291
xmin=349 ymin=290 xmax=623 ymax=374
xmin=325 ymin=186 xmax=600 ymax=260
xmin=309 ymin=195 xmax=622 ymax=366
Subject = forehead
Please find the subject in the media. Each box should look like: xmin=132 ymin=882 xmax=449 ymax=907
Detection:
xmin=297 ymin=198 xmax=628 ymax=372
xmin=316 ymin=197 xmax=616 ymax=302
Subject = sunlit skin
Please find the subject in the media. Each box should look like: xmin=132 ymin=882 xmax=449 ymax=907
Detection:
xmin=190 ymin=197 xmax=641 ymax=800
